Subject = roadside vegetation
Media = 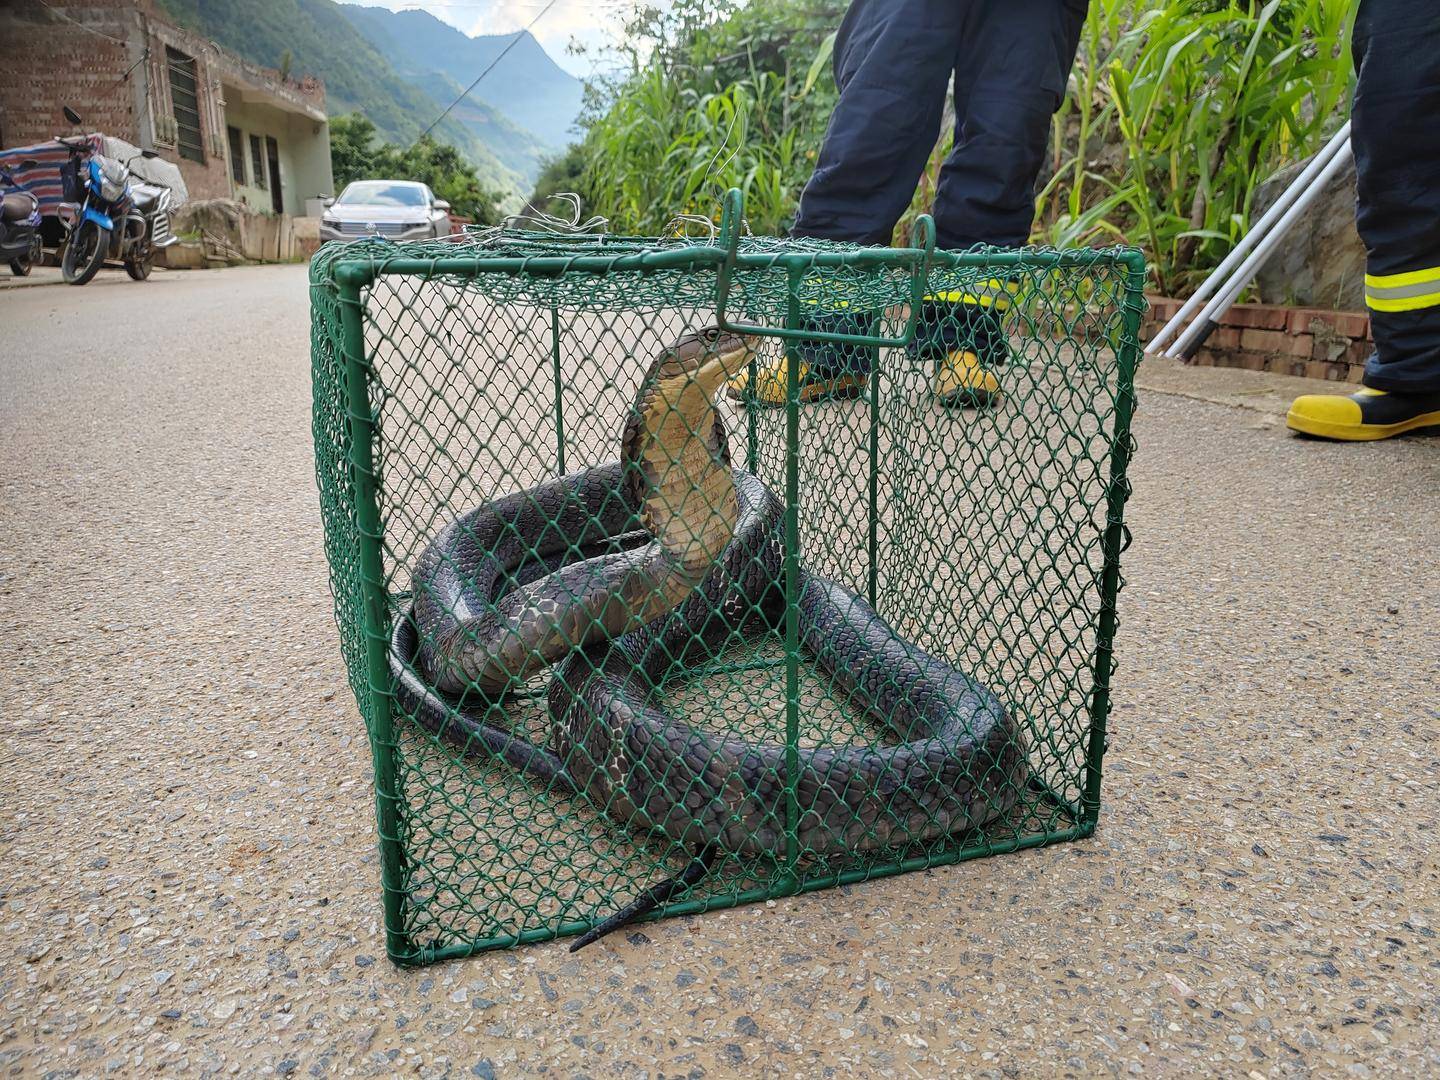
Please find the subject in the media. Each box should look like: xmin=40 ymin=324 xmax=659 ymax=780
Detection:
xmin=533 ymin=0 xmax=1354 ymax=293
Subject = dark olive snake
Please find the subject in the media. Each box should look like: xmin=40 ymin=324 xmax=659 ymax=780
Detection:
xmin=390 ymin=327 xmax=1027 ymax=943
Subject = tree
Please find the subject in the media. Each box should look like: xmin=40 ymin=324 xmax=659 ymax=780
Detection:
xmin=329 ymin=113 xmax=378 ymax=190
xmin=527 ymin=143 xmax=592 ymax=216
xmin=327 ymin=113 xmax=503 ymax=225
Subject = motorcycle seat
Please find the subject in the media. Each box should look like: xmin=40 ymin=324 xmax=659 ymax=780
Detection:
xmin=1 ymin=192 xmax=36 ymax=222
xmin=130 ymin=189 xmax=157 ymax=211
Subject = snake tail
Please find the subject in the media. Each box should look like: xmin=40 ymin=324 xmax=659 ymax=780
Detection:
xmin=569 ymin=844 xmax=721 ymax=952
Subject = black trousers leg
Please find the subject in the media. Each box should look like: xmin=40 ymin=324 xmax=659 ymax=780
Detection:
xmin=1353 ymin=0 xmax=1440 ymax=393
xmin=936 ymin=0 xmax=1088 ymax=249
xmin=792 ymin=0 xmax=962 ymax=245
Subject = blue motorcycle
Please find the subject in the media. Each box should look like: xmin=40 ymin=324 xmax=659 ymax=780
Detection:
xmin=58 ymin=106 xmax=175 ymax=285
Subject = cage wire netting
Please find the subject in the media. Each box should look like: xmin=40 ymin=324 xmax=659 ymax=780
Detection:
xmin=310 ymin=192 xmax=1145 ymax=963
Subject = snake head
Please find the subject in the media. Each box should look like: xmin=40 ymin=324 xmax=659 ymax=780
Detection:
xmin=663 ymin=325 xmax=759 ymax=383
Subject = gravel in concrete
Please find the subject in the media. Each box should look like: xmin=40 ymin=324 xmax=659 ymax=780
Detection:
xmin=1 ymin=265 xmax=1437 ymax=1077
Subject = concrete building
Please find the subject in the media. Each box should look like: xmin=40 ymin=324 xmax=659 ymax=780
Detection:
xmin=0 ymin=0 xmax=333 ymax=218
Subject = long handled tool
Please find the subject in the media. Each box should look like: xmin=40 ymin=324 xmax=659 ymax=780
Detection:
xmin=1148 ymin=121 xmax=1354 ymax=360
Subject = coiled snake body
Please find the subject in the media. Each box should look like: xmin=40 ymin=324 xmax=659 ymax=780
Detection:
xmin=392 ymin=327 xmax=1026 ymax=933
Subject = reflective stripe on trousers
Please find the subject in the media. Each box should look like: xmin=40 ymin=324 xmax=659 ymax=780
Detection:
xmin=1364 ymin=267 xmax=1440 ymax=314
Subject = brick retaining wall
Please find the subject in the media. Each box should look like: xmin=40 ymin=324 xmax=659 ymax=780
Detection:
xmin=1143 ymin=297 xmax=1371 ymax=383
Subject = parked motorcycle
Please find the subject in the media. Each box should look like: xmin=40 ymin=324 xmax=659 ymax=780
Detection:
xmin=57 ymin=106 xmax=178 ymax=285
xmin=0 ymin=160 xmax=42 ymax=277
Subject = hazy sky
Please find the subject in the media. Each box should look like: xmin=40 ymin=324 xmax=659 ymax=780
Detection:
xmin=344 ymin=0 xmax=646 ymax=78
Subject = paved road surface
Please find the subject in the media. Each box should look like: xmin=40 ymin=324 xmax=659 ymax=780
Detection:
xmin=1 ymin=264 xmax=1437 ymax=1077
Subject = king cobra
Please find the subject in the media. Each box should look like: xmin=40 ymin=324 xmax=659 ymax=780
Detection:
xmin=392 ymin=326 xmax=1027 ymax=946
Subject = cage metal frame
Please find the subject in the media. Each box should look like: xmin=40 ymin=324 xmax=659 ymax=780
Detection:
xmin=314 ymin=189 xmax=1146 ymax=964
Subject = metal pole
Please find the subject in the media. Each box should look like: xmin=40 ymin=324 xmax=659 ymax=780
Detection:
xmin=782 ymin=265 xmax=802 ymax=887
xmin=867 ymin=345 xmax=880 ymax=610
xmin=1148 ymin=121 xmax=1352 ymax=355
xmin=336 ymin=264 xmax=411 ymax=962
xmin=1082 ymin=250 xmax=1146 ymax=829
xmin=745 ymin=352 xmax=759 ymax=474
xmin=550 ymin=305 xmax=566 ymax=476
xmin=1167 ymin=136 xmax=1355 ymax=361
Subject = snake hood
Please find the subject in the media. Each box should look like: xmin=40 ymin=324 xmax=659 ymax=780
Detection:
xmin=621 ymin=326 xmax=757 ymax=574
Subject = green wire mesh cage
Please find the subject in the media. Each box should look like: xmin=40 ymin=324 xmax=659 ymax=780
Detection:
xmin=310 ymin=191 xmax=1146 ymax=964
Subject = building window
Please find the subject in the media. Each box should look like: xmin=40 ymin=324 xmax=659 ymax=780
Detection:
xmin=265 ymin=135 xmax=282 ymax=213
xmin=166 ymin=47 xmax=205 ymax=163
xmin=249 ymin=135 xmax=267 ymax=191
xmin=226 ymin=126 xmax=246 ymax=185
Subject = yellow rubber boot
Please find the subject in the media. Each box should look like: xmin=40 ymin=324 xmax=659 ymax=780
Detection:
xmin=725 ymin=355 xmax=867 ymax=408
xmin=933 ymin=350 xmax=1002 ymax=408
xmin=1286 ymin=387 xmax=1440 ymax=441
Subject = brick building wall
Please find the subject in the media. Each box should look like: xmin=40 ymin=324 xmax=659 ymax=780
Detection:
xmin=142 ymin=17 xmax=234 ymax=202
xmin=0 ymin=0 xmax=146 ymax=149
xmin=1 ymin=0 xmax=243 ymax=201
xmin=1 ymin=0 xmax=328 ymax=208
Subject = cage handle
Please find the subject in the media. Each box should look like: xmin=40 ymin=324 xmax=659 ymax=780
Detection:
xmin=714 ymin=188 xmax=935 ymax=348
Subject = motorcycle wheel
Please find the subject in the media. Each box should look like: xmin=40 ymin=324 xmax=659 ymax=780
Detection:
xmin=8 ymin=233 xmax=39 ymax=277
xmin=125 ymin=249 xmax=153 ymax=281
xmin=62 ymin=221 xmax=107 ymax=285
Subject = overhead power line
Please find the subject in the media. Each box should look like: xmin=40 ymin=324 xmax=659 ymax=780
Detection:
xmin=415 ymin=0 xmax=561 ymax=144
xmin=35 ymin=0 xmax=129 ymax=45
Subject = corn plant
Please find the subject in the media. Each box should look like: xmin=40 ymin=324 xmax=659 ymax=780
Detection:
xmin=563 ymin=0 xmax=841 ymax=236
xmin=582 ymin=70 xmax=806 ymax=235
xmin=1032 ymin=0 xmax=1355 ymax=294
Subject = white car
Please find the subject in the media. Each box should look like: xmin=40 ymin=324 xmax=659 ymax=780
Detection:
xmin=319 ymin=180 xmax=451 ymax=242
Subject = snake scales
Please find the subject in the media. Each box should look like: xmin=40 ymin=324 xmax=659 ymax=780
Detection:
xmin=391 ymin=326 xmax=1027 ymax=883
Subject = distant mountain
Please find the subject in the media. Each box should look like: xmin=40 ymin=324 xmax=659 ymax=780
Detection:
xmin=340 ymin=5 xmax=584 ymax=149
xmin=154 ymin=0 xmax=528 ymax=194
xmin=406 ymin=71 xmax=552 ymax=183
